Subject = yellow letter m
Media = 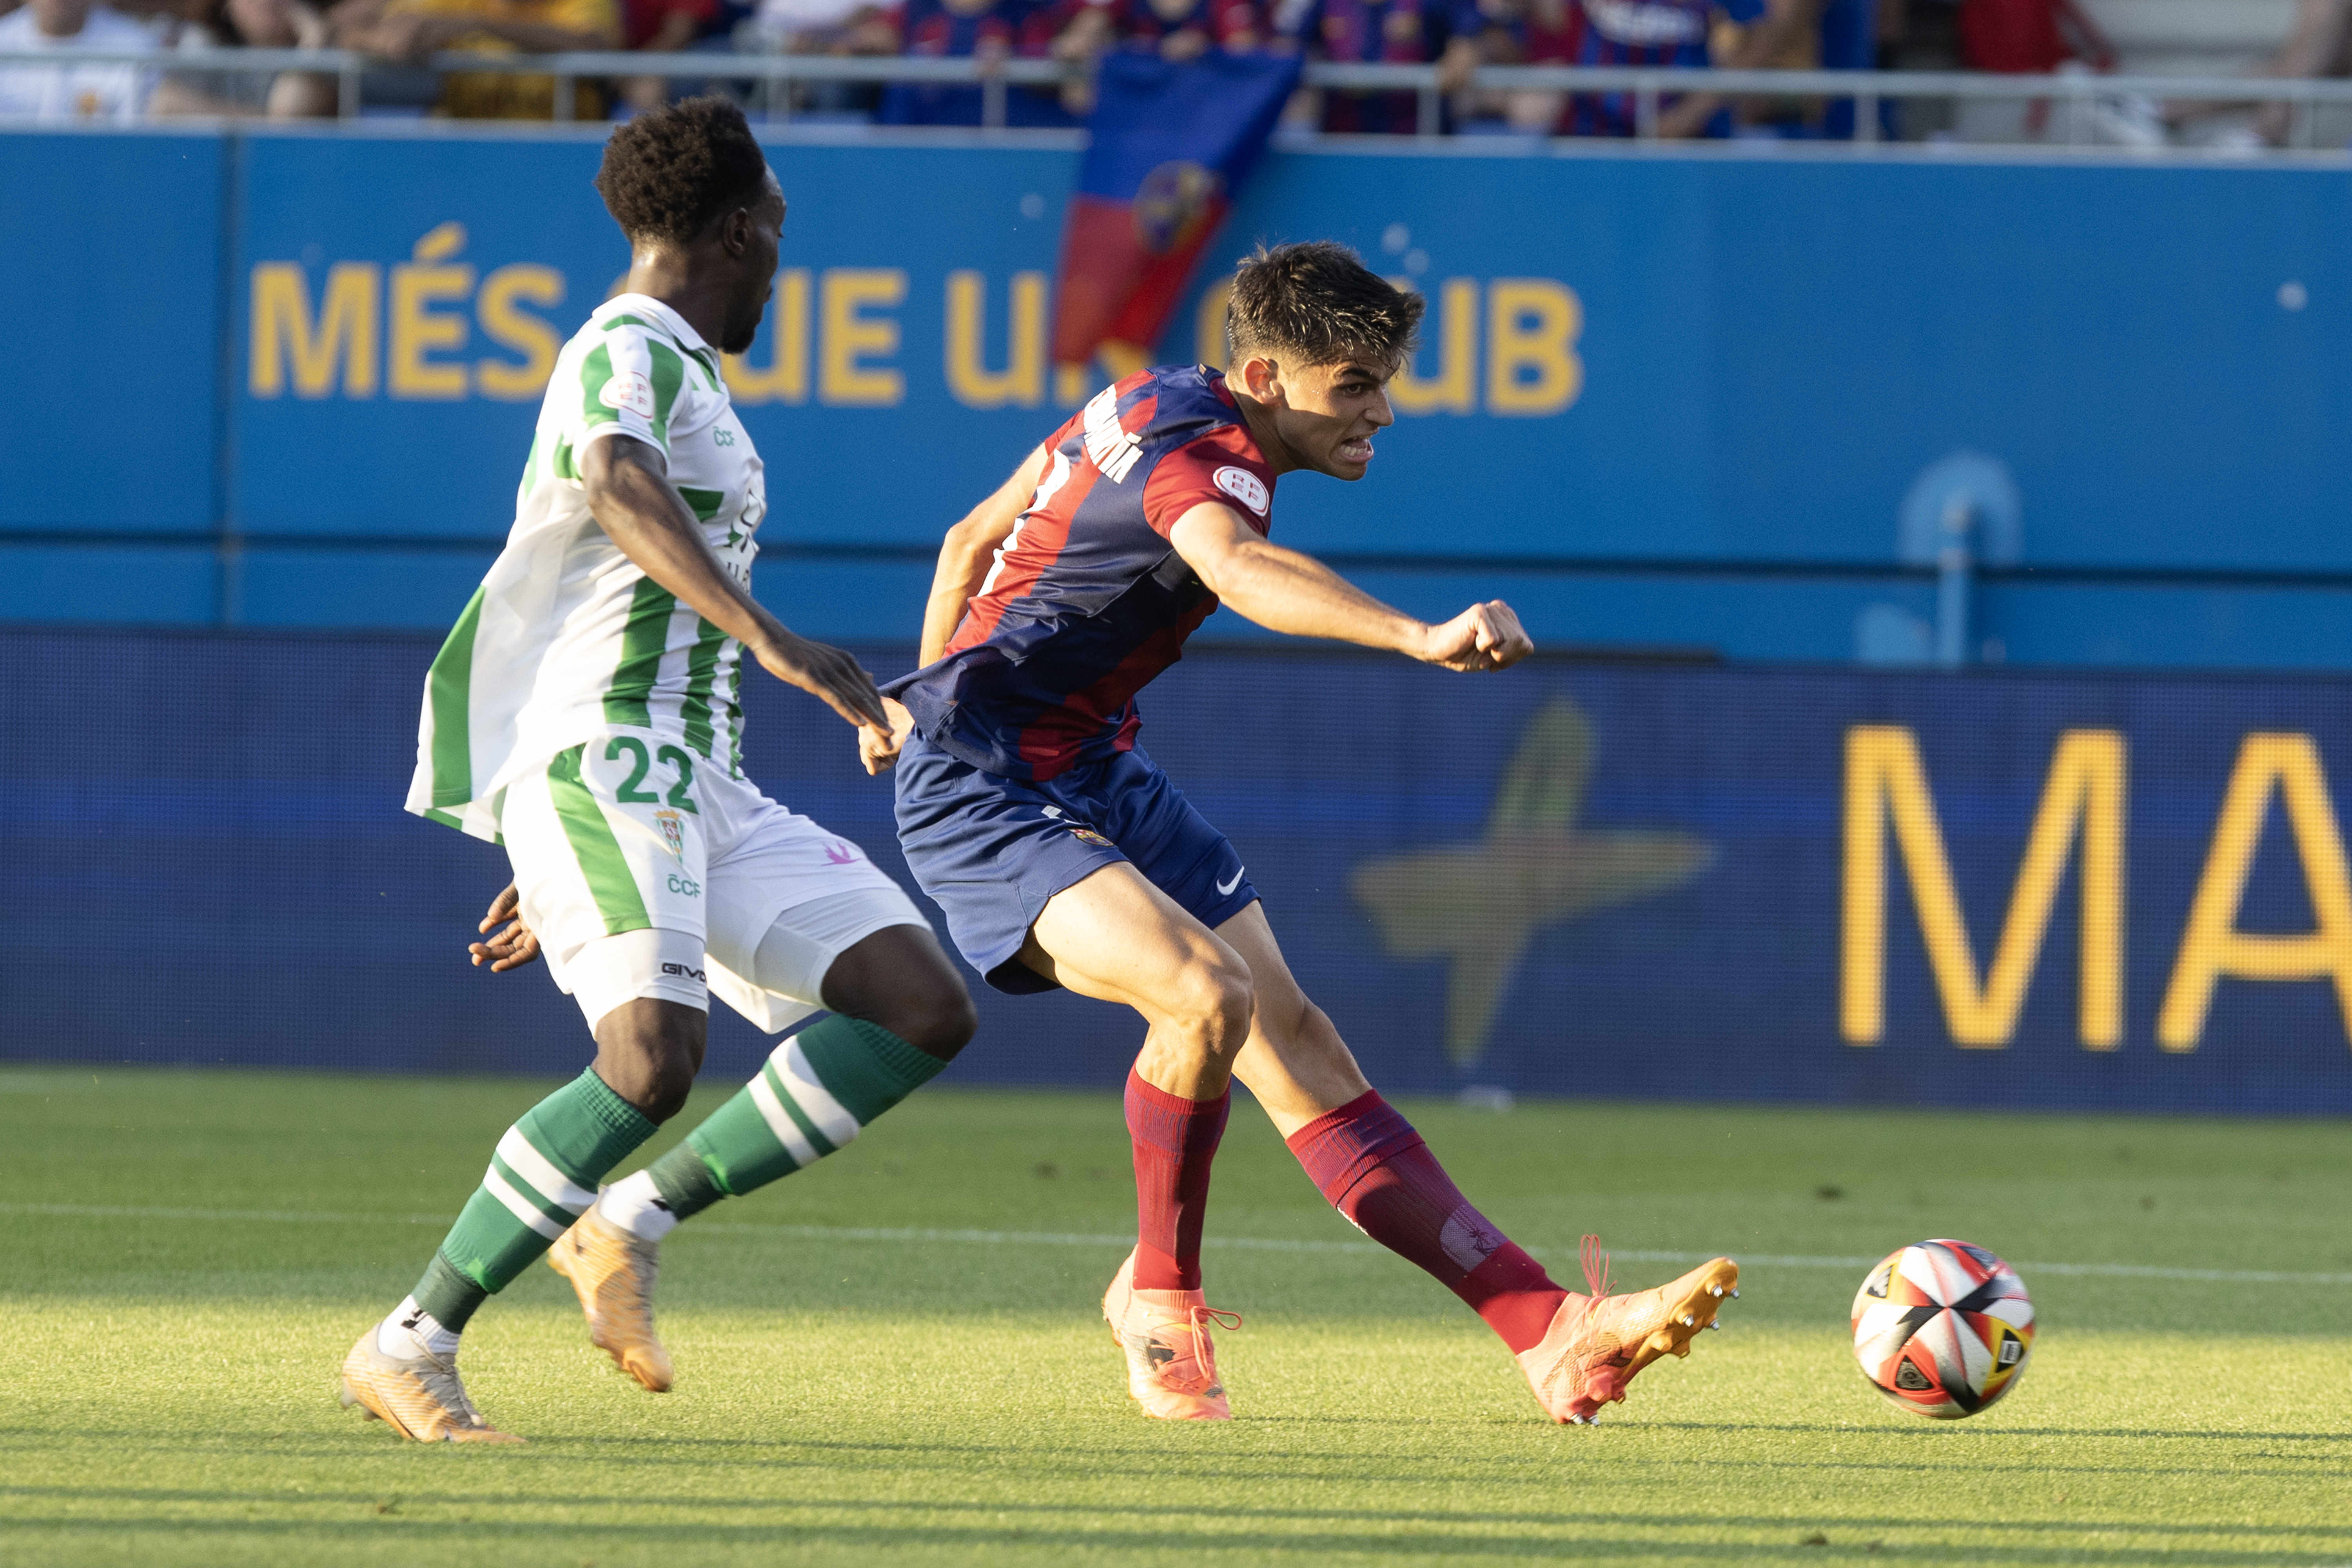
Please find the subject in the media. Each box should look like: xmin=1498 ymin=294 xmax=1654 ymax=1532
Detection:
xmin=1843 ymin=726 xmax=2125 ymax=1049
xmin=250 ymin=261 xmax=379 ymax=399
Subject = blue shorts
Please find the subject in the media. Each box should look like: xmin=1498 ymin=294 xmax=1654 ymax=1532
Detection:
xmin=892 ymin=737 xmax=1259 ymax=994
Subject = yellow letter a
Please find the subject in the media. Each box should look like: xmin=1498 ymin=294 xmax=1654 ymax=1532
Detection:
xmin=2157 ymin=733 xmax=2352 ymax=1051
xmin=1843 ymin=726 xmax=2125 ymax=1049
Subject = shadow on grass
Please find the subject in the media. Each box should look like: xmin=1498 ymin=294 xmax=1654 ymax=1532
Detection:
xmin=8 ymin=1422 xmax=2348 ymax=1497
xmin=5 ymin=1510 xmax=2352 ymax=1563
xmin=8 ymin=1485 xmax=2352 ymax=1547
xmin=1632 ymin=1421 xmax=2352 ymax=1443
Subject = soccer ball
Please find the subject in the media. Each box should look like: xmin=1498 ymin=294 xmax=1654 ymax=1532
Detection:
xmin=1851 ymin=1239 xmax=2035 ymax=1419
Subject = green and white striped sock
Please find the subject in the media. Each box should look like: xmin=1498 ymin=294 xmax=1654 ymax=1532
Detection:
xmin=401 ymin=1067 xmax=658 ymax=1341
xmin=611 ymin=1017 xmax=947 ymax=1236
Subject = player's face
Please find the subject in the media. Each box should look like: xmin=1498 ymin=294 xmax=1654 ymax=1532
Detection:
xmin=719 ymin=173 xmax=786 ymax=356
xmin=1265 ymin=356 xmax=1396 ymax=481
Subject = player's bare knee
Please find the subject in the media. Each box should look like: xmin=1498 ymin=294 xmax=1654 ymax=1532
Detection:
xmin=866 ymin=968 xmax=977 ymax=1062
xmin=822 ymin=925 xmax=977 ymax=1061
xmin=1176 ymin=956 xmax=1254 ymax=1051
xmin=592 ymin=1000 xmax=706 ymax=1122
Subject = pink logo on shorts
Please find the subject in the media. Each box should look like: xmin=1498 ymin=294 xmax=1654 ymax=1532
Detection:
xmin=825 ymin=841 xmax=858 ymax=864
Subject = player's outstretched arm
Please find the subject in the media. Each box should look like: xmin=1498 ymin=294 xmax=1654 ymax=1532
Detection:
xmin=1168 ymin=502 xmax=1534 ymax=671
xmin=581 ymin=433 xmax=889 ymax=736
xmin=858 ymin=442 xmax=1053 ymax=776
xmin=918 ymin=442 xmax=1053 ymax=666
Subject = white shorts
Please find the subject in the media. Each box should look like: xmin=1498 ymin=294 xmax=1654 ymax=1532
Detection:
xmin=499 ymin=729 xmax=927 ymax=1033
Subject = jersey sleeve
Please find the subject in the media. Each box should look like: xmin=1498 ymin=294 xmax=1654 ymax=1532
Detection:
xmin=571 ymin=323 xmax=690 ymax=458
xmin=1140 ymin=425 xmax=1276 ymax=540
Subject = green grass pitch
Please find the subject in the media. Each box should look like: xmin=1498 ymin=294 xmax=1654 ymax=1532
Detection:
xmin=4 ymin=1066 xmax=2349 ymax=1566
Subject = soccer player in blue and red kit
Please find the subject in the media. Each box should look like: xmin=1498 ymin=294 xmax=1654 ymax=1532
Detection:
xmin=867 ymin=242 xmax=1738 ymax=1425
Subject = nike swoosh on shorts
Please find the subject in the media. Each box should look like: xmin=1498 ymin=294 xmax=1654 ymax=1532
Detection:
xmin=1216 ymin=867 xmax=1245 ymax=896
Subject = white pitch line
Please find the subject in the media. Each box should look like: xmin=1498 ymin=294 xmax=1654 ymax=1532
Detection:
xmin=3 ymin=1203 xmax=2346 ymax=1286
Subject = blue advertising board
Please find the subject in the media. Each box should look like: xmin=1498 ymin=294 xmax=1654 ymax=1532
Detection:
xmin=10 ymin=127 xmax=2352 ymax=664
xmin=221 ymin=135 xmax=2352 ymax=567
xmin=0 ymin=129 xmax=223 ymax=536
xmin=13 ymin=624 xmax=2352 ymax=1116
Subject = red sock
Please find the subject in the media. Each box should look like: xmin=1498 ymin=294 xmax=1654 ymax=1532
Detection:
xmin=1125 ymin=1069 xmax=1229 ymax=1291
xmin=1286 ymin=1091 xmax=1568 ymax=1354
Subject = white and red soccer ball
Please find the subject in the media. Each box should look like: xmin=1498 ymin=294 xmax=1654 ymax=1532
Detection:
xmin=1851 ymin=1239 xmax=2035 ymax=1419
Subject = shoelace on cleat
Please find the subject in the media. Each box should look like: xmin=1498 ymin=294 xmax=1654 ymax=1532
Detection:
xmin=1164 ymin=1305 xmax=1241 ymax=1394
xmin=413 ymin=1357 xmax=488 ymax=1431
xmin=1580 ymin=1234 xmax=1612 ymax=1299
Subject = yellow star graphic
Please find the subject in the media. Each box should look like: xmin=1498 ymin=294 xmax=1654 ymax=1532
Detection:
xmin=1350 ymin=697 xmax=1717 ymax=1071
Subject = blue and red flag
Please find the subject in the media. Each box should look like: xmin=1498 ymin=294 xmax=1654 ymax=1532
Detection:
xmin=1051 ymin=49 xmax=1302 ymax=372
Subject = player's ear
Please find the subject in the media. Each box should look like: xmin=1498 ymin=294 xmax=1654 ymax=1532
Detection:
xmin=1237 ymin=353 xmax=1281 ymax=404
xmin=717 ymin=205 xmax=753 ymax=256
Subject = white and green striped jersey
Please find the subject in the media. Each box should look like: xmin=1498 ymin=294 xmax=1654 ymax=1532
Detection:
xmin=406 ymin=294 xmax=767 ymax=842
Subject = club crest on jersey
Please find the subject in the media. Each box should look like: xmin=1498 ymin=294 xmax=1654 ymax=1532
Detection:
xmin=653 ymin=808 xmax=686 ymax=860
xmin=599 ymin=370 xmax=656 ymax=419
xmin=1213 ymin=466 xmax=1269 ymax=516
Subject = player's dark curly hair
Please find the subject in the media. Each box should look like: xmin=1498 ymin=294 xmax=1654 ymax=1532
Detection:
xmin=1226 ymin=240 xmax=1424 ymax=371
xmin=595 ymin=96 xmax=770 ymax=246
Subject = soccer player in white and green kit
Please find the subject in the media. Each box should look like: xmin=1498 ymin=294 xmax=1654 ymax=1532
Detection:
xmin=339 ymin=98 xmax=977 ymax=1443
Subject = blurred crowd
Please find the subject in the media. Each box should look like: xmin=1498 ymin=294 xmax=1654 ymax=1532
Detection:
xmin=3 ymin=0 xmax=2350 ymax=143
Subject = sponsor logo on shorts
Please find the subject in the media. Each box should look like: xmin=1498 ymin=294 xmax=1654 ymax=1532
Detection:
xmin=599 ymin=369 xmax=656 ymax=418
xmin=654 ymin=808 xmax=686 ymax=860
xmin=825 ymin=840 xmax=858 ymax=865
xmin=1069 ymin=825 xmax=1114 ymax=848
xmin=667 ymin=874 xmax=702 ymax=897
xmin=1216 ymin=864 xmax=1246 ymax=897
xmin=1213 ymin=465 xmax=1269 ymax=516
xmin=660 ymin=961 xmax=708 ymax=982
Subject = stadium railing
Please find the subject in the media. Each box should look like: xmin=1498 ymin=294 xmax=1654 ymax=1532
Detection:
xmin=12 ymin=48 xmax=2352 ymax=148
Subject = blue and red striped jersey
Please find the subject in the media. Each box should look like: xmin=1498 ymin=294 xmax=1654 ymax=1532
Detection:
xmin=1523 ymin=0 xmax=1764 ymax=135
xmin=886 ymin=365 xmax=1278 ymax=782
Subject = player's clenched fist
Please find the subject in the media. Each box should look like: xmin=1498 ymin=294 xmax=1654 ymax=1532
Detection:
xmin=1418 ymin=600 xmax=1533 ymax=672
xmin=859 ymin=697 xmax=917 ymax=776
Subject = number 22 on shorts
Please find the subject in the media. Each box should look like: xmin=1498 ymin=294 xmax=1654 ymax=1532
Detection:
xmin=605 ymin=735 xmax=699 ymax=814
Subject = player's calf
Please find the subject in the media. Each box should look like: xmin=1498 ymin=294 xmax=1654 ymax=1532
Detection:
xmin=347 ymin=1030 xmax=681 ymax=1438
xmin=559 ymin=923 xmax=969 ymax=1390
xmin=599 ymin=1013 xmax=953 ymax=1250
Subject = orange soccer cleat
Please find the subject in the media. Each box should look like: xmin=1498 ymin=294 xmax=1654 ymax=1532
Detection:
xmin=548 ymin=1203 xmax=674 ymax=1393
xmin=1102 ymin=1248 xmax=1241 ymax=1421
xmin=1516 ymin=1236 xmax=1739 ymax=1425
xmin=338 ymin=1330 xmax=523 ymax=1443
